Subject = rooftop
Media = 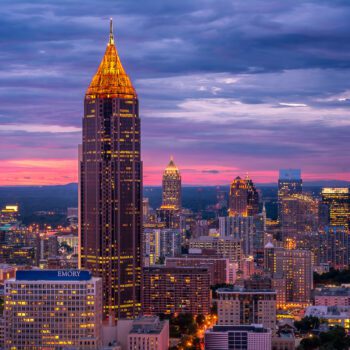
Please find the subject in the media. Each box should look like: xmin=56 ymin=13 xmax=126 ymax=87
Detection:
xmin=14 ymin=269 xmax=92 ymax=282
xmin=315 ymin=287 xmax=350 ymax=297
xmin=129 ymin=316 xmax=168 ymax=335
xmin=217 ymin=287 xmax=276 ymax=294
xmin=305 ymin=306 xmax=350 ymax=318
xmin=209 ymin=324 xmax=270 ymax=333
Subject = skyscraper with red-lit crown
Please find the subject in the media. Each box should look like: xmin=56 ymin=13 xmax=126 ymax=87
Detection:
xmin=79 ymin=20 xmax=141 ymax=321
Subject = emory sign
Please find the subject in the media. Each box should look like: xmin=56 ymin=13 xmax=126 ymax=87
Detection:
xmin=16 ymin=270 xmax=91 ymax=281
xmin=57 ymin=270 xmax=81 ymax=277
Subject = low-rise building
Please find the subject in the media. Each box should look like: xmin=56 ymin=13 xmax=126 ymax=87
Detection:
xmin=205 ymin=324 xmax=271 ymax=350
xmin=272 ymin=333 xmax=295 ymax=350
xmin=305 ymin=306 xmax=350 ymax=329
xmin=314 ymin=287 xmax=350 ymax=306
xmin=217 ymin=287 xmax=276 ymax=333
xmin=0 ymin=264 xmax=16 ymax=284
xmin=127 ymin=316 xmax=169 ymax=350
xmin=102 ymin=316 xmax=169 ymax=350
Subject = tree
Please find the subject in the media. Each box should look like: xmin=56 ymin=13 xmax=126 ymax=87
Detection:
xmin=298 ymin=335 xmax=321 ymax=350
xmin=294 ymin=316 xmax=320 ymax=334
xmin=319 ymin=326 xmax=350 ymax=350
xmin=298 ymin=326 xmax=350 ymax=350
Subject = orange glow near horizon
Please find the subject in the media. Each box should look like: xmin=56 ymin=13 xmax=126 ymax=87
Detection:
xmin=0 ymin=158 xmax=348 ymax=186
xmin=0 ymin=159 xmax=78 ymax=186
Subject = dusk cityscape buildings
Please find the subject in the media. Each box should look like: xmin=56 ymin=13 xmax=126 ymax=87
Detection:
xmin=0 ymin=3 xmax=350 ymax=350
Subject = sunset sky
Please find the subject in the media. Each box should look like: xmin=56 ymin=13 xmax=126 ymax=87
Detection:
xmin=0 ymin=0 xmax=350 ymax=185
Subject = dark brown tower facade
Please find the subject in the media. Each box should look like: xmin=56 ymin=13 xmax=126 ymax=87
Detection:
xmin=80 ymin=20 xmax=141 ymax=321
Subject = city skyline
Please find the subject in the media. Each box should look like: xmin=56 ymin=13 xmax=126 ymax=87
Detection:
xmin=1 ymin=0 xmax=350 ymax=186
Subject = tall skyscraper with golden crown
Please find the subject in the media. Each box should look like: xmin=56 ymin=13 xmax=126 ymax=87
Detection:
xmin=228 ymin=176 xmax=259 ymax=217
xmin=229 ymin=176 xmax=248 ymax=216
xmin=162 ymin=156 xmax=182 ymax=210
xmin=79 ymin=20 xmax=141 ymax=321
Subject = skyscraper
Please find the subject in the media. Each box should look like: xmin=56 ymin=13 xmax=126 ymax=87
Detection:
xmin=321 ymin=188 xmax=350 ymax=229
xmin=161 ymin=156 xmax=181 ymax=210
xmin=79 ymin=20 xmax=142 ymax=321
xmin=264 ymin=244 xmax=312 ymax=306
xmin=318 ymin=226 xmax=350 ymax=270
xmin=278 ymin=169 xmax=302 ymax=197
xmin=278 ymin=169 xmax=302 ymax=221
xmin=229 ymin=176 xmax=248 ymax=216
xmin=246 ymin=176 xmax=260 ymax=216
xmin=219 ymin=215 xmax=255 ymax=255
xmin=280 ymin=194 xmax=319 ymax=240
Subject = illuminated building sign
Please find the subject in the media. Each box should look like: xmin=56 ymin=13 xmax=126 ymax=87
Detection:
xmin=16 ymin=270 xmax=91 ymax=281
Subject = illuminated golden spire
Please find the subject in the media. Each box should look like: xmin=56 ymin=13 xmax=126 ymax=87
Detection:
xmin=86 ymin=19 xmax=136 ymax=99
xmin=165 ymin=156 xmax=178 ymax=172
xmin=109 ymin=18 xmax=114 ymax=45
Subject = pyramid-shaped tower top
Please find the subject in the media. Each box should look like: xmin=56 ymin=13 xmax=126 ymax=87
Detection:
xmin=165 ymin=156 xmax=179 ymax=172
xmin=86 ymin=19 xmax=137 ymax=99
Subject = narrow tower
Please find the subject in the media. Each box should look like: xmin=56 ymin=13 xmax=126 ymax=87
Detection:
xmin=162 ymin=156 xmax=182 ymax=210
xmin=80 ymin=19 xmax=142 ymax=321
xmin=246 ymin=175 xmax=260 ymax=216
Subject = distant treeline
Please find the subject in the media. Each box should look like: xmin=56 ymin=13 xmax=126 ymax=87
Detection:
xmin=0 ymin=183 xmax=328 ymax=226
xmin=314 ymin=268 xmax=350 ymax=285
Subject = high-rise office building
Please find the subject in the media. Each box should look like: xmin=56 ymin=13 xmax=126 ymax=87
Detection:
xmin=246 ymin=176 xmax=260 ymax=216
xmin=217 ymin=287 xmax=276 ymax=332
xmin=143 ymin=198 xmax=150 ymax=223
xmin=229 ymin=176 xmax=248 ymax=216
xmin=228 ymin=176 xmax=259 ymax=217
xmin=321 ymin=188 xmax=350 ymax=229
xmin=264 ymin=244 xmax=312 ymax=305
xmin=0 ymin=205 xmax=19 ymax=226
xmin=280 ymin=194 xmax=319 ymax=240
xmin=143 ymin=228 xmax=181 ymax=265
xmin=79 ymin=20 xmax=142 ymax=320
xmin=166 ymin=255 xmax=230 ymax=285
xmin=142 ymin=266 xmax=211 ymax=315
xmin=189 ymin=236 xmax=242 ymax=265
xmin=4 ymin=270 xmax=102 ymax=349
xmin=278 ymin=169 xmax=302 ymax=198
xmin=318 ymin=226 xmax=350 ymax=270
xmin=278 ymin=169 xmax=302 ymax=220
xmin=161 ymin=156 xmax=181 ymax=210
xmin=219 ymin=215 xmax=255 ymax=255
xmin=156 ymin=206 xmax=181 ymax=229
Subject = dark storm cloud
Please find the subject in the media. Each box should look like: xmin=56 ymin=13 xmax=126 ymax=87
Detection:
xmin=0 ymin=0 xmax=349 ymax=183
